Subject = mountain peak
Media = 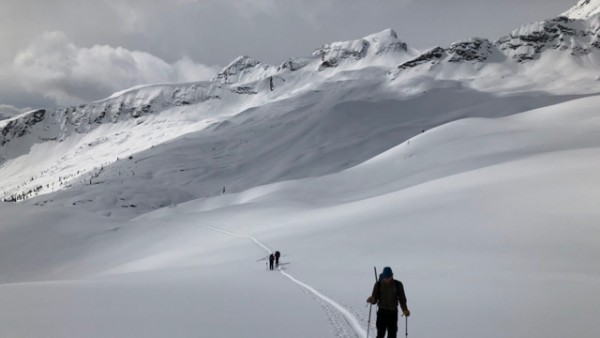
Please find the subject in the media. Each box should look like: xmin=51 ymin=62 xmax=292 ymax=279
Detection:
xmin=312 ymin=28 xmax=411 ymax=71
xmin=562 ymin=0 xmax=600 ymax=19
xmin=364 ymin=28 xmax=398 ymax=40
xmin=213 ymin=56 xmax=273 ymax=84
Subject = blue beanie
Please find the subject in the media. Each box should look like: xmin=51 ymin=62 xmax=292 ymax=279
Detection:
xmin=381 ymin=266 xmax=393 ymax=278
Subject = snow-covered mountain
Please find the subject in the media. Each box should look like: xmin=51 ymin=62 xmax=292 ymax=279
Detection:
xmin=3 ymin=3 xmax=600 ymax=216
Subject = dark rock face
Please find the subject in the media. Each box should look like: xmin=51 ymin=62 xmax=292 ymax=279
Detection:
xmin=447 ymin=39 xmax=494 ymax=63
xmin=214 ymin=56 xmax=262 ymax=83
xmin=494 ymin=17 xmax=599 ymax=62
xmin=315 ymin=40 xmax=370 ymax=61
xmin=374 ymin=40 xmax=408 ymax=55
xmin=395 ymin=14 xmax=600 ymax=70
xmin=315 ymin=39 xmax=371 ymax=71
xmin=1 ymin=109 xmax=46 ymax=146
xmin=398 ymin=47 xmax=446 ymax=70
xmin=231 ymin=86 xmax=257 ymax=95
xmin=278 ymin=58 xmax=311 ymax=72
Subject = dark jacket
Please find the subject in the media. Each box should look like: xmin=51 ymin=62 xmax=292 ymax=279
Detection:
xmin=371 ymin=279 xmax=408 ymax=312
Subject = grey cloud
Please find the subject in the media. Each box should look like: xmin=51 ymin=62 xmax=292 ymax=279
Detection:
xmin=10 ymin=31 xmax=218 ymax=107
xmin=0 ymin=104 xmax=26 ymax=120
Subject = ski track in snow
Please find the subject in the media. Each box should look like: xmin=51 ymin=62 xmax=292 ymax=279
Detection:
xmin=193 ymin=221 xmax=367 ymax=338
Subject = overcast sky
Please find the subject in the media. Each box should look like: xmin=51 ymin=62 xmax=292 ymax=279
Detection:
xmin=0 ymin=0 xmax=578 ymax=114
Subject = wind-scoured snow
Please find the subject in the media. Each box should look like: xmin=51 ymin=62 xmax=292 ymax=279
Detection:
xmin=1 ymin=2 xmax=600 ymax=338
xmin=563 ymin=0 xmax=600 ymax=19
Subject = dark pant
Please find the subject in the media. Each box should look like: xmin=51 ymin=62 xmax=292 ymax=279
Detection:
xmin=376 ymin=309 xmax=398 ymax=338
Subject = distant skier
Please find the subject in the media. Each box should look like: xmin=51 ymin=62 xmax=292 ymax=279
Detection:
xmin=268 ymin=253 xmax=275 ymax=271
xmin=366 ymin=266 xmax=410 ymax=338
xmin=269 ymin=76 xmax=274 ymax=91
xmin=274 ymin=251 xmax=281 ymax=267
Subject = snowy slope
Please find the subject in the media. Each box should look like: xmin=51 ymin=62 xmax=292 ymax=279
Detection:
xmin=1 ymin=95 xmax=600 ymax=338
xmin=563 ymin=0 xmax=600 ymax=19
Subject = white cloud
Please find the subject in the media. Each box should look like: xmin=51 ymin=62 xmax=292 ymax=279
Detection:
xmin=172 ymin=57 xmax=220 ymax=83
xmin=0 ymin=104 xmax=26 ymax=120
xmin=11 ymin=31 xmax=218 ymax=107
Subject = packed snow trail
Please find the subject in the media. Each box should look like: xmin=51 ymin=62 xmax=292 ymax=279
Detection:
xmin=193 ymin=221 xmax=368 ymax=338
xmin=279 ymin=269 xmax=368 ymax=337
xmin=193 ymin=223 xmax=271 ymax=253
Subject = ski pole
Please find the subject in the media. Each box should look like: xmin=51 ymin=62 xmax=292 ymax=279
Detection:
xmin=405 ymin=315 xmax=408 ymax=338
xmin=367 ymin=301 xmax=372 ymax=338
xmin=367 ymin=266 xmax=377 ymax=338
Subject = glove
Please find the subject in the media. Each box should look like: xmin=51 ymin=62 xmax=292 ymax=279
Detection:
xmin=402 ymin=309 xmax=411 ymax=317
xmin=366 ymin=296 xmax=376 ymax=304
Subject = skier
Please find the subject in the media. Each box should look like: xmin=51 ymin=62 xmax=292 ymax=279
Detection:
xmin=274 ymin=251 xmax=281 ymax=267
xmin=268 ymin=253 xmax=275 ymax=270
xmin=366 ymin=266 xmax=410 ymax=338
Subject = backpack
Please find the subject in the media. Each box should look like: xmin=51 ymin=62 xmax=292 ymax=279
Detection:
xmin=375 ymin=280 xmax=406 ymax=305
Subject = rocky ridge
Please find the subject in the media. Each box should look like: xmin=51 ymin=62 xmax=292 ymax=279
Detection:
xmin=397 ymin=14 xmax=600 ymax=70
xmin=5 ymin=3 xmax=600 ymax=161
xmin=0 ymin=82 xmax=221 ymax=160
